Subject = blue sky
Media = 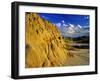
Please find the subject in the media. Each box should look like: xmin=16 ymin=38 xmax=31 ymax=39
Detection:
xmin=38 ymin=13 xmax=89 ymax=28
xmin=37 ymin=13 xmax=90 ymax=37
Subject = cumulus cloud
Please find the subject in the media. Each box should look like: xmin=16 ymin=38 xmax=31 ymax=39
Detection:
xmin=53 ymin=21 xmax=89 ymax=37
xmin=62 ymin=20 xmax=65 ymax=23
xmin=69 ymin=23 xmax=74 ymax=28
xmin=56 ymin=23 xmax=61 ymax=28
xmin=41 ymin=16 xmax=49 ymax=20
xmin=77 ymin=24 xmax=82 ymax=28
xmin=54 ymin=20 xmax=68 ymax=28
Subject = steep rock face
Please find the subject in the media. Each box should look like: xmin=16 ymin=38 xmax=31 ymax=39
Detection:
xmin=25 ymin=12 xmax=67 ymax=68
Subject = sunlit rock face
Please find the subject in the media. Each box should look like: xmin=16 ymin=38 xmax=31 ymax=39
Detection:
xmin=25 ymin=12 xmax=67 ymax=68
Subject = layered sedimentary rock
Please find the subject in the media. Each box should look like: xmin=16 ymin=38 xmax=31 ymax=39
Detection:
xmin=25 ymin=12 xmax=67 ymax=68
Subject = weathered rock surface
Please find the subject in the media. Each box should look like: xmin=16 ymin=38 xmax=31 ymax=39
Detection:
xmin=25 ymin=12 xmax=68 ymax=68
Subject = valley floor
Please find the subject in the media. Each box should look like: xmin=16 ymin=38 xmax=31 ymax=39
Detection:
xmin=64 ymin=48 xmax=89 ymax=66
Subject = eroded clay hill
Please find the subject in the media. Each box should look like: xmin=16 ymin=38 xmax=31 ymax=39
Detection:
xmin=25 ymin=12 xmax=68 ymax=68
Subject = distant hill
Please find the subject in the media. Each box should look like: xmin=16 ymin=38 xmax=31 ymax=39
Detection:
xmin=73 ymin=36 xmax=89 ymax=43
xmin=63 ymin=35 xmax=89 ymax=43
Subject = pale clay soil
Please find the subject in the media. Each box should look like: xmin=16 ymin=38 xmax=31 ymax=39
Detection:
xmin=64 ymin=48 xmax=89 ymax=66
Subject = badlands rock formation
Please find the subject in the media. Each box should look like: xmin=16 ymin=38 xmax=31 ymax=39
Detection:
xmin=25 ymin=12 xmax=68 ymax=68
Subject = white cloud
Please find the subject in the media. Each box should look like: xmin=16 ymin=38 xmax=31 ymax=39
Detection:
xmin=69 ymin=23 xmax=74 ymax=28
xmin=83 ymin=26 xmax=89 ymax=28
xmin=77 ymin=24 xmax=82 ymax=28
xmin=55 ymin=23 xmax=61 ymax=28
xmin=54 ymin=22 xmax=89 ymax=37
xmin=63 ymin=23 xmax=68 ymax=27
xmin=42 ymin=16 xmax=49 ymax=20
xmin=84 ymin=16 xmax=89 ymax=19
xmin=62 ymin=20 xmax=65 ymax=23
xmin=54 ymin=20 xmax=68 ymax=28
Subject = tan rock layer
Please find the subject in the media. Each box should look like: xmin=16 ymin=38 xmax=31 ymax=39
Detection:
xmin=25 ymin=12 xmax=68 ymax=68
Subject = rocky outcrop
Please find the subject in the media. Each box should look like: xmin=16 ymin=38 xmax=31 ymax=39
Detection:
xmin=25 ymin=12 xmax=68 ymax=68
